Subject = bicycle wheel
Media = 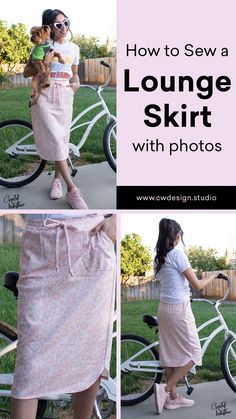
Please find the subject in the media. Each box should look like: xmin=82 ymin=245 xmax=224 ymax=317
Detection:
xmin=0 ymin=322 xmax=17 ymax=417
xmin=121 ymin=334 xmax=162 ymax=406
xmin=0 ymin=322 xmax=47 ymax=418
xmin=221 ymin=335 xmax=236 ymax=393
xmin=0 ymin=119 xmax=46 ymax=188
xmin=103 ymin=119 xmax=116 ymax=173
xmin=96 ymin=386 xmax=115 ymax=419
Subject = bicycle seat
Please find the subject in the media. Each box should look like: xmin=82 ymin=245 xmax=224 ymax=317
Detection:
xmin=143 ymin=314 xmax=159 ymax=327
xmin=4 ymin=271 xmax=19 ymax=297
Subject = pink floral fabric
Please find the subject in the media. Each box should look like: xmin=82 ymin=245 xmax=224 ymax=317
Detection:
xmin=158 ymin=299 xmax=202 ymax=367
xmin=11 ymin=215 xmax=116 ymax=399
xmin=31 ymin=81 xmax=74 ymax=161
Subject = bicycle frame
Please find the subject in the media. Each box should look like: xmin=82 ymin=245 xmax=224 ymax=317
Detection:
xmin=5 ymin=85 xmax=116 ymax=158
xmin=192 ymin=298 xmax=236 ymax=355
xmin=69 ymin=85 xmax=116 ymax=157
xmin=121 ymin=297 xmax=236 ymax=376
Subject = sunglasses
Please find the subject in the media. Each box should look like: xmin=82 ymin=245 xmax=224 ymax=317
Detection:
xmin=53 ymin=19 xmax=70 ymax=30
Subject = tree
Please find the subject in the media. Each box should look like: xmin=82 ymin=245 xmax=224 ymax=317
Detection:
xmin=73 ymin=34 xmax=115 ymax=60
xmin=0 ymin=20 xmax=10 ymax=64
xmin=121 ymin=233 xmax=152 ymax=284
xmin=0 ymin=20 xmax=31 ymax=72
xmin=187 ymin=246 xmax=229 ymax=276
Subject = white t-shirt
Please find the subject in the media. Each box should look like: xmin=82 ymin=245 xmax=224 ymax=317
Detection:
xmin=157 ymin=248 xmax=191 ymax=304
xmin=49 ymin=40 xmax=80 ymax=80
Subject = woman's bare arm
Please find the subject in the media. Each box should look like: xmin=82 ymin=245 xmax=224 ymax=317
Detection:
xmin=69 ymin=64 xmax=80 ymax=92
xmin=183 ymin=268 xmax=217 ymax=290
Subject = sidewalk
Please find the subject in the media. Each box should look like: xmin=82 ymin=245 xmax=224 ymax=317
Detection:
xmin=121 ymin=380 xmax=236 ymax=419
xmin=0 ymin=162 xmax=116 ymax=210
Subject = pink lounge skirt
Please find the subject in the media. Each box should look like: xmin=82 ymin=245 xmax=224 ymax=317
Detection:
xmin=12 ymin=215 xmax=116 ymax=399
xmin=158 ymin=299 xmax=202 ymax=367
xmin=31 ymin=82 xmax=74 ymax=161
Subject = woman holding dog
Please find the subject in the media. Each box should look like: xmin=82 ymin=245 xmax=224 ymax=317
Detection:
xmin=26 ymin=9 xmax=87 ymax=209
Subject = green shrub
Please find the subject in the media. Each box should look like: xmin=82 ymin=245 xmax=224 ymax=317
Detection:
xmin=0 ymin=71 xmax=12 ymax=86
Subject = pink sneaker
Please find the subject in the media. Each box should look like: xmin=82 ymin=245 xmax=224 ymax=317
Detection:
xmin=66 ymin=186 xmax=88 ymax=209
xmin=164 ymin=394 xmax=195 ymax=410
xmin=154 ymin=383 xmax=169 ymax=415
xmin=50 ymin=178 xmax=63 ymax=199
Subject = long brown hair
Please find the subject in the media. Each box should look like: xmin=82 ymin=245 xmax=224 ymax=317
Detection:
xmin=154 ymin=218 xmax=184 ymax=275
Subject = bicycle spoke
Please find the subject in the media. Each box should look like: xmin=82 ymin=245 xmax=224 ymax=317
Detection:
xmin=0 ymin=332 xmax=17 ymax=416
xmin=121 ymin=336 xmax=161 ymax=404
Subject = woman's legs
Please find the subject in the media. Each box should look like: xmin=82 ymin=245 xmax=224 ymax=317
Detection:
xmin=165 ymin=367 xmax=176 ymax=399
xmin=53 ymin=160 xmax=88 ymax=208
xmin=72 ymin=378 xmax=100 ymax=419
xmin=11 ymin=378 xmax=100 ymax=419
xmin=10 ymin=398 xmax=38 ymax=419
xmin=54 ymin=160 xmax=75 ymax=191
xmin=165 ymin=360 xmax=194 ymax=398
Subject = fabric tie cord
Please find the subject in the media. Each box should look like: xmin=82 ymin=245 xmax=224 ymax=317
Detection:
xmin=43 ymin=218 xmax=80 ymax=276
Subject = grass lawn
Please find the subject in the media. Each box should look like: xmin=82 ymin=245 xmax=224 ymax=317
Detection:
xmin=121 ymin=299 xmax=236 ymax=383
xmin=0 ymin=244 xmax=19 ymax=327
xmin=0 ymin=86 xmax=116 ymax=177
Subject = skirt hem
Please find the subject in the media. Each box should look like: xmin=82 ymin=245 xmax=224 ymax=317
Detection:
xmin=160 ymin=356 xmax=202 ymax=368
xmin=11 ymin=367 xmax=105 ymax=399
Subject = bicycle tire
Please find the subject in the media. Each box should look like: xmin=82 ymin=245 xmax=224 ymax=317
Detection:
xmin=121 ymin=334 xmax=162 ymax=406
xmin=96 ymin=387 xmax=115 ymax=419
xmin=221 ymin=335 xmax=236 ymax=393
xmin=0 ymin=119 xmax=46 ymax=188
xmin=0 ymin=322 xmax=47 ymax=418
xmin=103 ymin=119 xmax=116 ymax=173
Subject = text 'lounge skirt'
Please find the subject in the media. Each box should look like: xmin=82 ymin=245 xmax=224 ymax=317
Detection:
xmin=12 ymin=215 xmax=116 ymax=399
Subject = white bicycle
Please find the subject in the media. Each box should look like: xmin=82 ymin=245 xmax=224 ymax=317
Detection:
xmin=121 ymin=272 xmax=236 ymax=406
xmin=0 ymin=61 xmax=116 ymax=188
xmin=0 ymin=272 xmax=116 ymax=419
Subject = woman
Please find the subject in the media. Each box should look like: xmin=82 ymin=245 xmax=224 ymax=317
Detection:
xmin=154 ymin=218 xmax=217 ymax=414
xmin=10 ymin=213 xmax=116 ymax=419
xmin=25 ymin=9 xmax=87 ymax=209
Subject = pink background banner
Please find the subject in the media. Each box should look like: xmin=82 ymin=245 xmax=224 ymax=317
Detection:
xmin=117 ymin=0 xmax=236 ymax=186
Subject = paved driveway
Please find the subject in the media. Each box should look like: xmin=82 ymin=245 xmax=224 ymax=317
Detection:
xmin=121 ymin=380 xmax=236 ymax=419
xmin=0 ymin=162 xmax=116 ymax=210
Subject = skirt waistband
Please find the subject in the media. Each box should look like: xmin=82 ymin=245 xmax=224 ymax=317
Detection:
xmin=159 ymin=298 xmax=190 ymax=312
xmin=26 ymin=214 xmax=104 ymax=231
xmin=25 ymin=215 xmax=105 ymax=277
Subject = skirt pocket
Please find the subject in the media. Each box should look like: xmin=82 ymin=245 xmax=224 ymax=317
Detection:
xmin=83 ymin=230 xmax=115 ymax=272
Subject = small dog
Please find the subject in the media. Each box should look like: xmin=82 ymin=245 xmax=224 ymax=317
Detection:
xmin=25 ymin=25 xmax=64 ymax=106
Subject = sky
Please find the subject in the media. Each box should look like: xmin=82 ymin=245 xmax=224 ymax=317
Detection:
xmin=121 ymin=211 xmax=236 ymax=257
xmin=1 ymin=0 xmax=116 ymax=43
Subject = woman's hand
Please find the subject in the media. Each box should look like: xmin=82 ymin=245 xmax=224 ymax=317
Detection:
xmin=91 ymin=215 xmax=116 ymax=243
xmin=70 ymin=65 xmax=80 ymax=93
xmin=68 ymin=82 xmax=80 ymax=93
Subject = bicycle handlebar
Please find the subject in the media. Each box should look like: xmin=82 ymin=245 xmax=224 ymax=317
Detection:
xmin=100 ymin=60 xmax=110 ymax=68
xmin=192 ymin=272 xmax=232 ymax=306
xmin=217 ymin=272 xmax=229 ymax=281
xmin=99 ymin=60 xmax=112 ymax=89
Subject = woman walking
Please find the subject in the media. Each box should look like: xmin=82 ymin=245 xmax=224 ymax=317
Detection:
xmin=10 ymin=213 xmax=116 ymax=419
xmin=154 ymin=218 xmax=217 ymax=414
